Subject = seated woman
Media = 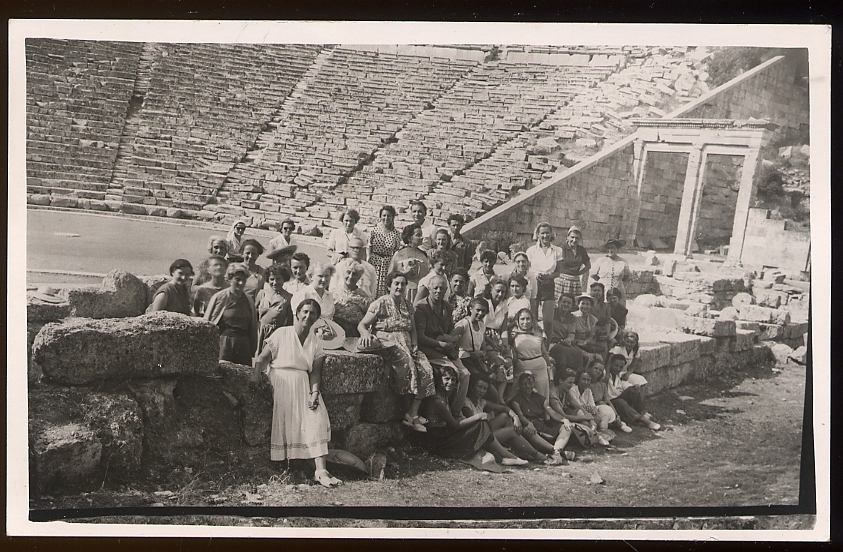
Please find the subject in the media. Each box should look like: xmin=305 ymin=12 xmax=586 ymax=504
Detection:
xmin=332 ymin=260 xmax=372 ymax=338
xmin=388 ymin=223 xmax=431 ymax=304
xmin=291 ymin=262 xmax=336 ymax=322
xmin=548 ymin=292 xmax=591 ymax=373
xmin=413 ymin=363 xmax=527 ymax=467
xmin=416 ymin=250 xmax=453 ymax=305
xmin=249 ymin=298 xmax=341 ymax=488
xmin=566 ymin=369 xmax=623 ymax=433
xmin=148 ymin=259 xmax=194 ymax=315
xmin=448 ymin=269 xmax=472 ymax=324
xmin=414 ymin=274 xmax=469 ymax=417
xmin=462 ymin=377 xmax=556 ymax=465
xmin=205 ymin=263 xmax=259 ymax=366
xmin=358 ymin=272 xmax=436 ymax=433
xmin=239 ymin=239 xmax=267 ymax=303
xmin=481 ymin=278 xmax=515 ymax=397
xmin=606 ymin=288 xmax=628 ymax=332
xmin=549 ymin=368 xmax=612 ymax=447
xmin=572 ymin=293 xmax=600 ymax=355
xmin=508 ymin=308 xmax=555 ymax=402
xmin=508 ymin=372 xmax=576 ymax=461
xmin=609 ymin=330 xmax=647 ymax=387
xmin=450 ymin=298 xmax=508 ymax=405
xmin=193 ymin=255 xmax=228 ymax=317
xmin=468 ymin=249 xmax=498 ymax=298
xmin=605 ymin=353 xmax=661 ymax=431
xmin=255 ymin=263 xmax=294 ymax=354
xmin=284 ymin=252 xmax=311 ymax=295
xmin=588 ymin=360 xmax=630 ymax=436
xmin=193 ymin=236 xmax=230 ymax=286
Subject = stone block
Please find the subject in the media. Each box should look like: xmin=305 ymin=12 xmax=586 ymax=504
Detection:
xmin=29 ymin=194 xmax=52 ymax=206
xmin=772 ymin=309 xmax=791 ymax=325
xmin=734 ymin=329 xmax=755 ymax=352
xmin=657 ymin=332 xmax=701 ymax=365
xmin=120 ymin=202 xmax=148 ymax=216
xmin=754 ymin=289 xmax=786 ymax=309
xmin=632 ymin=294 xmax=661 ymax=308
xmin=697 ymin=336 xmax=716 ymax=355
xmin=324 ymin=393 xmax=364 ymax=431
xmin=770 ymin=343 xmax=793 ymax=365
xmin=32 ymin=312 xmax=219 ymax=385
xmin=626 ymin=305 xmax=684 ymax=332
xmin=360 ymin=380 xmax=405 ymax=423
xmin=783 ymin=321 xmax=809 ymax=340
xmin=27 ymin=299 xmax=71 ymax=322
xmin=643 ymin=360 xmax=697 ymax=396
xmin=321 ymin=351 xmax=386 ymax=395
xmin=51 ymin=196 xmax=79 ymax=208
xmin=216 ymin=361 xmax=272 ymax=447
xmin=343 ymin=421 xmax=405 ymax=460
xmin=731 ymin=292 xmax=754 ymax=308
xmin=757 ymin=323 xmax=784 ymax=341
xmin=738 ymin=304 xmax=775 ymax=323
xmin=77 ymin=390 xmax=144 ymax=479
xmin=680 ymin=315 xmax=736 ymax=337
xmin=718 ymin=306 xmax=739 ymax=320
xmin=736 ymin=320 xmax=761 ymax=336
xmin=65 ymin=270 xmax=148 ymax=319
xmin=30 ymin=422 xmax=101 ymax=494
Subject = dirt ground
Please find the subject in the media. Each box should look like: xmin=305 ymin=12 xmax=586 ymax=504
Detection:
xmin=30 ymin=358 xmax=811 ymax=530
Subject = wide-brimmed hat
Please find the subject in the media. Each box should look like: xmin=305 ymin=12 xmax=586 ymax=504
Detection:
xmin=599 ymin=238 xmax=626 ymax=251
xmin=460 ymin=450 xmax=504 ymax=473
xmin=325 ymin=448 xmax=367 ymax=474
xmin=576 ymin=293 xmax=594 ymax=305
xmin=28 ymin=285 xmax=66 ymax=304
xmin=312 ymin=318 xmax=346 ymax=350
xmin=266 ymin=244 xmax=297 ymax=261
xmin=343 ymin=335 xmax=398 ymax=354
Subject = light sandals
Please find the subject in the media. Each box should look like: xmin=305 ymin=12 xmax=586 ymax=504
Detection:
xmin=314 ymin=469 xmax=342 ymax=488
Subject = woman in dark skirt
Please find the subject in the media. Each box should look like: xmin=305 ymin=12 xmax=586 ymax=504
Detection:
xmin=204 ymin=263 xmax=259 ymax=366
xmin=413 ymin=363 xmax=526 ymax=466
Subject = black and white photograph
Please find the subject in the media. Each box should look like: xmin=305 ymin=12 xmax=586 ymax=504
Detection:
xmin=7 ymin=20 xmax=830 ymax=539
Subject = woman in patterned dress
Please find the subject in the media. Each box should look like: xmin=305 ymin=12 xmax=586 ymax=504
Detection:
xmin=357 ymin=271 xmax=436 ymax=432
xmin=367 ymin=205 xmax=403 ymax=298
xmin=255 ymin=263 xmax=293 ymax=354
xmin=332 ymin=260 xmax=372 ymax=337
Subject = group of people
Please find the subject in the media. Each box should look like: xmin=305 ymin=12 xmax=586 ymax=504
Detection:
xmin=147 ymin=203 xmax=658 ymax=482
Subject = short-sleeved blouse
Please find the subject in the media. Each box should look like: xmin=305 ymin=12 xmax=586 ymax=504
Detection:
xmin=572 ymin=311 xmax=598 ymax=342
xmin=291 ymin=285 xmax=336 ymax=321
xmin=454 ymin=317 xmax=485 ymax=358
xmin=508 ymin=270 xmax=539 ymax=300
xmin=484 ymin=299 xmax=507 ymax=331
xmin=151 ymin=282 xmax=192 ymax=315
xmin=506 ymin=296 xmax=532 ymax=320
xmin=609 ymin=345 xmax=640 ymax=369
xmin=526 ymin=243 xmax=564 ymax=275
xmin=511 ymin=329 xmax=545 ymax=361
xmin=265 ymin=326 xmax=325 ymax=372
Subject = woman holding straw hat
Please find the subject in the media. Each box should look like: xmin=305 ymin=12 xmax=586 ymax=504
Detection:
xmin=591 ymin=238 xmax=632 ymax=306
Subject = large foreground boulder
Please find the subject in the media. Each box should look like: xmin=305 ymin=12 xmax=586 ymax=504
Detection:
xmin=31 ymin=312 xmax=219 ymax=384
xmin=65 ymin=270 xmax=148 ymax=318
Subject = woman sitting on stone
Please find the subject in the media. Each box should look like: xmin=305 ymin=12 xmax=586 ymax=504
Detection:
xmin=462 ymin=377 xmax=555 ymax=465
xmin=413 ymin=363 xmax=527 ymax=467
xmin=588 ymin=360 xmax=630 ymax=436
xmin=193 ymin=236 xmax=230 ymax=286
xmin=249 ymin=298 xmax=341 ymax=488
xmin=148 ymin=259 xmax=194 ymax=316
xmin=605 ymin=353 xmax=661 ymax=431
xmin=205 ymin=262 xmax=259 ymax=366
xmin=357 ymin=271 xmax=435 ymax=433
xmin=239 ymin=239 xmax=267 ymax=303
xmin=388 ymin=223 xmax=430 ymax=304
xmin=332 ymin=260 xmax=372 ymax=338
xmin=414 ymin=274 xmax=469 ymax=417
xmin=548 ymin=292 xmax=591 ymax=373
xmin=193 ymin=255 xmax=228 ymax=317
xmin=508 ymin=372 xmax=576 ymax=462
xmin=255 ymin=263 xmax=294 ymax=354
xmin=549 ymin=368 xmax=612 ymax=447
xmin=291 ymin=262 xmax=336 ymax=322
xmin=609 ymin=330 xmax=647 ymax=387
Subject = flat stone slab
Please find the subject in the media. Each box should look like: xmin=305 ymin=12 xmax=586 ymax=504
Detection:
xmin=321 ymin=350 xmax=386 ymax=395
xmin=65 ymin=270 xmax=149 ymax=319
xmin=680 ymin=314 xmax=736 ymax=337
xmin=32 ymin=312 xmax=220 ymax=384
xmin=655 ymin=332 xmax=701 ymax=365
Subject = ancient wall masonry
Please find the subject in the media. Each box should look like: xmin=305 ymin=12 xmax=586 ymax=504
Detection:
xmin=740 ymin=208 xmax=811 ymax=272
xmin=696 ymin=154 xmax=743 ymax=247
xmin=632 ymin=151 xmax=688 ymax=246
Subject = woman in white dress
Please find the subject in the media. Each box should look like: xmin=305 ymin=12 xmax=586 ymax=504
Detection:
xmin=250 ymin=298 xmax=342 ymax=488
